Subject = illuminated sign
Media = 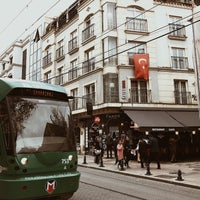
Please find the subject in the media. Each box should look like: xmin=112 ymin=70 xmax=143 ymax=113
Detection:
xmin=10 ymin=88 xmax=68 ymax=101
xmin=32 ymin=90 xmax=54 ymax=97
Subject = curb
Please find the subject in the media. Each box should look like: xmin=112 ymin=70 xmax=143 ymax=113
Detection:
xmin=78 ymin=163 xmax=200 ymax=190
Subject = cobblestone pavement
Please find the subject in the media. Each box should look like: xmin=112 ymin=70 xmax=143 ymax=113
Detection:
xmin=78 ymin=155 xmax=200 ymax=189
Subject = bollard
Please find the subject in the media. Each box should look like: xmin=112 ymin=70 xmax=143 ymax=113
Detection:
xmin=82 ymin=151 xmax=87 ymax=164
xmin=99 ymin=153 xmax=104 ymax=167
xmin=176 ymin=169 xmax=184 ymax=181
xmin=145 ymin=162 xmax=152 ymax=175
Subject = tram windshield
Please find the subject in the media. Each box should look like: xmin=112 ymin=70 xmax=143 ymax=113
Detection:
xmin=5 ymin=96 xmax=76 ymax=154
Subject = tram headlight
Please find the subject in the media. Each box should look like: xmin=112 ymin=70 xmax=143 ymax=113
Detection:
xmin=68 ymin=155 xmax=73 ymax=161
xmin=21 ymin=157 xmax=28 ymax=165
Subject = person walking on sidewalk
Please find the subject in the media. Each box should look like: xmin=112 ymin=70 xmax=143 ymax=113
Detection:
xmin=149 ymin=134 xmax=161 ymax=169
xmin=106 ymin=133 xmax=113 ymax=158
xmin=124 ymin=135 xmax=131 ymax=168
xmin=93 ymin=136 xmax=101 ymax=164
xmin=117 ymin=139 xmax=125 ymax=170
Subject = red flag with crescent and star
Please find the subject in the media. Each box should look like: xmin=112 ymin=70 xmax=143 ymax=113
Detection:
xmin=133 ymin=54 xmax=149 ymax=80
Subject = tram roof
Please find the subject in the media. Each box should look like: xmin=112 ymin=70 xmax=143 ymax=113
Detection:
xmin=0 ymin=78 xmax=67 ymax=100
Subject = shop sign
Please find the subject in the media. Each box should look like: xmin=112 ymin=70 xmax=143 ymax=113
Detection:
xmin=94 ymin=116 xmax=100 ymax=123
xmin=91 ymin=123 xmax=99 ymax=131
xmin=106 ymin=114 xmax=120 ymax=119
xmin=151 ymin=128 xmax=165 ymax=131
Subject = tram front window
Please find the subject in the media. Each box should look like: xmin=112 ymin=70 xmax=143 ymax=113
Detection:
xmin=7 ymin=96 xmax=76 ymax=154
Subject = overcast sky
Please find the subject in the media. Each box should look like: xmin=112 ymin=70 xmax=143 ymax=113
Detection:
xmin=0 ymin=0 xmax=76 ymax=54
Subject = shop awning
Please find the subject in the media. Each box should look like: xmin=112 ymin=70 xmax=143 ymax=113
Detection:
xmin=167 ymin=111 xmax=200 ymax=131
xmin=124 ymin=110 xmax=184 ymax=132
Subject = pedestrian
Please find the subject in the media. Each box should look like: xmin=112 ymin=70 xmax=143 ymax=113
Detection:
xmin=117 ymin=139 xmax=125 ymax=170
xmin=169 ymin=134 xmax=179 ymax=162
xmin=124 ymin=135 xmax=131 ymax=168
xmin=148 ymin=134 xmax=161 ymax=169
xmin=93 ymin=136 xmax=101 ymax=164
xmin=137 ymin=136 xmax=152 ymax=168
xmin=112 ymin=132 xmax=118 ymax=164
xmin=106 ymin=133 xmax=113 ymax=158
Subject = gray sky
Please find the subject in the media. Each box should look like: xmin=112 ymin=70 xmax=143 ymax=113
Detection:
xmin=0 ymin=0 xmax=76 ymax=54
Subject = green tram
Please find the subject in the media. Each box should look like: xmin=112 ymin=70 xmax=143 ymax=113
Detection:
xmin=0 ymin=78 xmax=80 ymax=200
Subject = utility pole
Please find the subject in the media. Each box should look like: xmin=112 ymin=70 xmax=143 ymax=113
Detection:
xmin=191 ymin=1 xmax=200 ymax=118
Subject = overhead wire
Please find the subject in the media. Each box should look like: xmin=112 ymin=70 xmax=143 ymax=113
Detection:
xmin=33 ymin=1 xmax=165 ymax=81
xmin=0 ymin=1 xmax=197 ymax=83
xmin=44 ymin=4 xmax=199 ymax=82
xmin=0 ymin=0 xmax=63 ymax=55
xmin=0 ymin=0 xmax=33 ymax=35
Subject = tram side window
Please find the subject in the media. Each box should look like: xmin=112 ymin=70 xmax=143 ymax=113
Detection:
xmin=0 ymin=99 xmax=13 ymax=154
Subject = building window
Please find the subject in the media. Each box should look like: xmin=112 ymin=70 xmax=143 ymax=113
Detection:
xmin=22 ymin=49 xmax=27 ymax=79
xmin=70 ymin=88 xmax=78 ymax=110
xmin=126 ymin=7 xmax=148 ymax=32
xmin=102 ymin=2 xmax=117 ymax=31
xmin=44 ymin=71 xmax=51 ymax=84
xmin=130 ymin=80 xmax=150 ymax=103
xmin=82 ymin=48 xmax=95 ymax=74
xmin=103 ymin=74 xmax=119 ymax=103
xmin=82 ymin=15 xmax=95 ymax=42
xmin=103 ymin=37 xmax=117 ymax=67
xmin=43 ymin=46 xmax=52 ymax=67
xmin=2 ymin=63 xmax=5 ymax=70
xmin=83 ymin=83 xmax=95 ymax=107
xmin=174 ymin=80 xmax=191 ymax=104
xmin=128 ymin=42 xmax=146 ymax=65
xmin=56 ymin=40 xmax=64 ymax=60
xmin=69 ymin=59 xmax=78 ymax=80
xmin=171 ymin=48 xmax=188 ymax=69
xmin=9 ymin=56 xmax=13 ymax=64
xmin=56 ymin=67 xmax=63 ymax=85
xmin=68 ymin=30 xmax=78 ymax=53
xmin=29 ymin=29 xmax=42 ymax=81
xmin=168 ymin=16 xmax=186 ymax=38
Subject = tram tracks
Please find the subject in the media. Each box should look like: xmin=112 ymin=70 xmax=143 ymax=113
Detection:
xmin=80 ymin=180 xmax=147 ymax=200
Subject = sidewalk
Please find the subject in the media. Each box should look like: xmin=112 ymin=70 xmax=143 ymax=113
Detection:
xmin=78 ymin=154 xmax=200 ymax=189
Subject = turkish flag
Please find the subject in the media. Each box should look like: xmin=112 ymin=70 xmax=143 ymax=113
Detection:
xmin=133 ymin=54 xmax=149 ymax=80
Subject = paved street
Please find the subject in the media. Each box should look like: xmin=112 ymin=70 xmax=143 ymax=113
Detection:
xmin=78 ymin=154 xmax=200 ymax=189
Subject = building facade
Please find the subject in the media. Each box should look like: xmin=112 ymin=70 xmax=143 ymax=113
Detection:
xmin=1 ymin=0 xmax=200 ymax=160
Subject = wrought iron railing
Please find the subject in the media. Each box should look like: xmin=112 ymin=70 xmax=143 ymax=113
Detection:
xmin=126 ymin=17 xmax=148 ymax=32
xmin=129 ymin=88 xmax=152 ymax=104
xmin=82 ymin=24 xmax=95 ymax=42
xmin=174 ymin=91 xmax=192 ymax=104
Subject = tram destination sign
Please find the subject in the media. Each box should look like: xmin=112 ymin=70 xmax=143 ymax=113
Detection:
xmin=10 ymin=88 xmax=67 ymax=100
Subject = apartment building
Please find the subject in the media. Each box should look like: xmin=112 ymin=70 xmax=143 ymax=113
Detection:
xmin=0 ymin=0 xmax=200 ymax=159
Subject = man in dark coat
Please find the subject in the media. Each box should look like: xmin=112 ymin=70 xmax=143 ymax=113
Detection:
xmin=148 ymin=135 xmax=161 ymax=169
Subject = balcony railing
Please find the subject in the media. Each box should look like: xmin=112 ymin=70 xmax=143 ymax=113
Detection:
xmin=129 ymin=88 xmax=152 ymax=104
xmin=68 ymin=68 xmax=78 ymax=81
xmin=126 ymin=17 xmax=148 ymax=32
xmin=154 ymin=0 xmax=192 ymax=5
xmin=82 ymin=57 xmax=95 ymax=74
xmin=42 ymin=53 xmax=52 ymax=67
xmin=82 ymin=92 xmax=95 ymax=108
xmin=82 ymin=24 xmax=94 ymax=42
xmin=169 ymin=23 xmax=186 ymax=38
xmin=104 ymin=90 xmax=119 ymax=103
xmin=68 ymin=37 xmax=78 ymax=53
xmin=171 ymin=56 xmax=188 ymax=69
xmin=174 ymin=91 xmax=192 ymax=104
xmin=55 ymin=74 xmax=64 ymax=85
xmin=70 ymin=98 xmax=79 ymax=111
xmin=56 ymin=46 xmax=64 ymax=60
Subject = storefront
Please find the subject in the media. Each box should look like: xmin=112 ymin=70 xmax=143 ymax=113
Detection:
xmin=74 ymin=107 xmax=200 ymax=161
xmin=123 ymin=109 xmax=200 ymax=161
